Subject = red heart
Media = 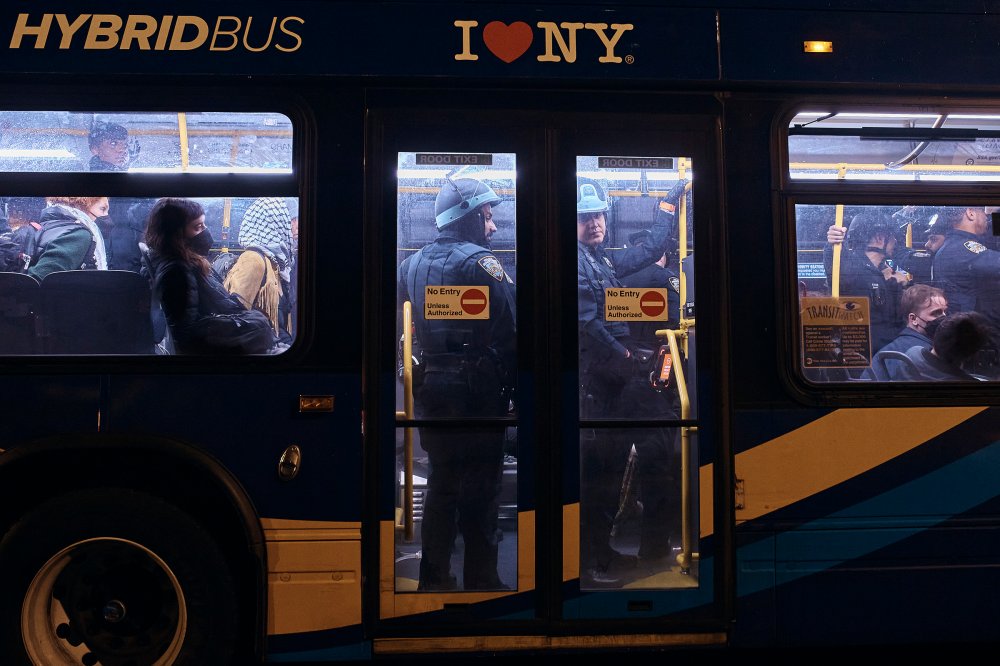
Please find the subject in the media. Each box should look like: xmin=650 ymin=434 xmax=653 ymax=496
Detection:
xmin=483 ymin=21 xmax=533 ymax=63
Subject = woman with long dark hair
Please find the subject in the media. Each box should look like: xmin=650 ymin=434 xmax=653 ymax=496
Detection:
xmin=144 ymin=197 xmax=275 ymax=354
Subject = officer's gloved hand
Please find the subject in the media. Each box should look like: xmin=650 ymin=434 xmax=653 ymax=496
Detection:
xmin=657 ymin=179 xmax=688 ymax=219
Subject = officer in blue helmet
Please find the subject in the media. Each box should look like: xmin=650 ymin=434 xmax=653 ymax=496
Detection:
xmin=397 ymin=176 xmax=516 ymax=591
xmin=576 ymin=176 xmax=686 ymax=587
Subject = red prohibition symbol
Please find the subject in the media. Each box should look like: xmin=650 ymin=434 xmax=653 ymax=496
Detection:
xmin=640 ymin=290 xmax=666 ymax=317
xmin=460 ymin=288 xmax=488 ymax=315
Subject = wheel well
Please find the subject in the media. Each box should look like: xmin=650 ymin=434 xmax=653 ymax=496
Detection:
xmin=0 ymin=439 xmax=265 ymax=663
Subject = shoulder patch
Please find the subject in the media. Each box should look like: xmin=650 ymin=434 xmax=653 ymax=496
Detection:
xmin=668 ymin=276 xmax=680 ymax=293
xmin=964 ymin=240 xmax=987 ymax=254
xmin=477 ymin=255 xmax=505 ymax=282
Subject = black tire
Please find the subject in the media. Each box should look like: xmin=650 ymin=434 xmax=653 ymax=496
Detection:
xmin=0 ymin=488 xmax=238 ymax=665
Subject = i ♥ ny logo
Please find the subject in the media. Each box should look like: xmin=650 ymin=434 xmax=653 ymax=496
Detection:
xmin=453 ymin=20 xmax=635 ymax=64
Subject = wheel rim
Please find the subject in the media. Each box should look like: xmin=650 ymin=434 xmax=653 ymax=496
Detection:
xmin=21 ymin=537 xmax=187 ymax=666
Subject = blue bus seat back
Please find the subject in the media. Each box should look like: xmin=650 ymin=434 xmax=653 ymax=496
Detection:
xmin=39 ymin=269 xmax=155 ymax=354
xmin=0 ymin=272 xmax=41 ymax=354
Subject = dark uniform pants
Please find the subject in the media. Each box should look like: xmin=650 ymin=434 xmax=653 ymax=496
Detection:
xmin=581 ymin=364 xmax=679 ymax=569
xmin=415 ymin=370 xmax=506 ymax=590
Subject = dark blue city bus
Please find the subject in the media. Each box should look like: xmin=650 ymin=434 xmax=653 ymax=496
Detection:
xmin=3 ymin=1 xmax=1000 ymax=663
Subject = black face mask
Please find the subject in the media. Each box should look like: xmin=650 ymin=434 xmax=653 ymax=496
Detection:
xmin=923 ymin=314 xmax=947 ymax=340
xmin=186 ymin=229 xmax=213 ymax=257
xmin=94 ymin=215 xmax=112 ymax=229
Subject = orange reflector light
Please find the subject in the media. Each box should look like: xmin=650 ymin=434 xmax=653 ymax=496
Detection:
xmin=803 ymin=41 xmax=833 ymax=53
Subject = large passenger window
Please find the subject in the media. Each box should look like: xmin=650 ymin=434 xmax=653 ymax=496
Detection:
xmin=0 ymin=110 xmax=297 ymax=356
xmin=788 ymin=109 xmax=1000 ymax=382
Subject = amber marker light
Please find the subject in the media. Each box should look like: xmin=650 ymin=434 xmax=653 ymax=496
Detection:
xmin=803 ymin=41 xmax=833 ymax=53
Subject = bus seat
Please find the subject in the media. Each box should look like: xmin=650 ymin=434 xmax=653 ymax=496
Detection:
xmin=0 ymin=272 xmax=41 ymax=354
xmin=870 ymin=349 xmax=919 ymax=381
xmin=39 ymin=270 xmax=155 ymax=354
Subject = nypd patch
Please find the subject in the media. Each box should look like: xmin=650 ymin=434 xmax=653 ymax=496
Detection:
xmin=668 ymin=276 xmax=680 ymax=293
xmin=965 ymin=240 xmax=987 ymax=254
xmin=478 ymin=255 xmax=505 ymax=282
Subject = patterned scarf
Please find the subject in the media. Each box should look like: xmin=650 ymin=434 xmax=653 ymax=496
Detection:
xmin=238 ymin=198 xmax=293 ymax=280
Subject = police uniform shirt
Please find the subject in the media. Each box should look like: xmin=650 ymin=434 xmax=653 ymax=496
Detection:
xmin=933 ymin=228 xmax=1000 ymax=327
xmin=398 ymin=234 xmax=516 ymax=370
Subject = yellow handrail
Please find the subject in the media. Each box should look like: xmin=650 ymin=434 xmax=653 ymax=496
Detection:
xmin=657 ymin=326 xmax=698 ymax=573
xmin=394 ymin=301 xmax=416 ymax=542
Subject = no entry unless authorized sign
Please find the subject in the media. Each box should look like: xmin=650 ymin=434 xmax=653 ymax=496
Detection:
xmin=605 ymin=288 xmax=669 ymax=321
xmin=424 ymin=286 xmax=490 ymax=320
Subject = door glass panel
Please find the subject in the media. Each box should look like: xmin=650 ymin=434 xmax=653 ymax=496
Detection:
xmin=576 ymin=154 xmax=697 ymax=590
xmin=394 ymin=151 xmax=517 ymax=591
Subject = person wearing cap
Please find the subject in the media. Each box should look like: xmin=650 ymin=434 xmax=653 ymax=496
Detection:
xmin=397 ymin=177 xmax=516 ymax=591
xmin=576 ymin=176 xmax=686 ymax=586
xmin=823 ymin=212 xmax=910 ymax=356
xmin=930 ymin=206 xmax=1000 ymax=376
xmin=88 ymin=122 xmax=131 ymax=172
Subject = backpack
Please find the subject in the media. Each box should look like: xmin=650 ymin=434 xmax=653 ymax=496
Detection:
xmin=0 ymin=219 xmax=94 ymax=274
xmin=0 ymin=223 xmax=40 ymax=272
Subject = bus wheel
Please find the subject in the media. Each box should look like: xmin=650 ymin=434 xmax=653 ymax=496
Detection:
xmin=0 ymin=488 xmax=238 ymax=666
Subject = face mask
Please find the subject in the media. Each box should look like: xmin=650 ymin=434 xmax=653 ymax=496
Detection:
xmin=186 ymin=229 xmax=214 ymax=257
xmin=923 ymin=314 xmax=947 ymax=340
xmin=93 ymin=215 xmax=112 ymax=228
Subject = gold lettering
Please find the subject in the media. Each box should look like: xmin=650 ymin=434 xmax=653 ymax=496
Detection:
xmin=276 ymin=16 xmax=304 ymax=52
xmin=585 ymin=22 xmax=633 ymax=63
xmin=241 ymin=16 xmax=276 ymax=53
xmin=210 ymin=16 xmax=241 ymax=51
xmin=154 ymin=16 xmax=173 ymax=50
xmin=454 ymin=20 xmax=478 ymax=61
xmin=10 ymin=13 xmax=53 ymax=49
xmin=169 ymin=15 xmax=208 ymax=51
xmin=536 ymin=21 xmax=583 ymax=63
xmin=121 ymin=15 xmax=158 ymax=50
xmin=84 ymin=14 xmax=122 ymax=50
xmin=54 ymin=14 xmax=90 ymax=49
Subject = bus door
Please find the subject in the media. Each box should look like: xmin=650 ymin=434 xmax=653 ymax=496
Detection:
xmin=368 ymin=102 xmax=728 ymax=646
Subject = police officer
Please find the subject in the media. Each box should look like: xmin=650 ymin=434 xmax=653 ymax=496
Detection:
xmin=397 ymin=177 xmax=516 ymax=591
xmin=824 ymin=213 xmax=909 ymax=355
xmin=577 ymin=177 xmax=684 ymax=585
xmin=619 ymin=229 xmax=683 ymax=569
xmin=931 ymin=205 xmax=1000 ymax=376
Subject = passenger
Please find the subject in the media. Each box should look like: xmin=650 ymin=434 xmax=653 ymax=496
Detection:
xmin=577 ymin=177 xmax=685 ymax=586
xmin=864 ymin=284 xmax=947 ymax=380
xmin=144 ymin=198 xmax=276 ymax=355
xmin=618 ymin=229 xmax=682 ymax=568
xmin=930 ymin=206 xmax=1000 ymax=376
xmin=26 ymin=196 xmax=110 ymax=282
xmin=824 ymin=213 xmax=909 ymax=354
xmin=88 ymin=122 xmax=147 ymax=272
xmin=223 ymin=197 xmax=295 ymax=345
xmin=891 ymin=311 xmax=992 ymax=381
xmin=397 ymin=177 xmax=516 ymax=591
xmin=87 ymin=121 xmax=133 ymax=172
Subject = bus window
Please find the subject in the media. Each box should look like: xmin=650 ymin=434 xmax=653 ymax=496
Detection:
xmin=394 ymin=151 xmax=518 ymax=592
xmin=788 ymin=110 xmax=1000 ymax=382
xmin=0 ymin=110 xmax=293 ymax=172
xmin=0 ymin=110 xmax=297 ymax=356
xmin=576 ymin=154 xmax=696 ymax=590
